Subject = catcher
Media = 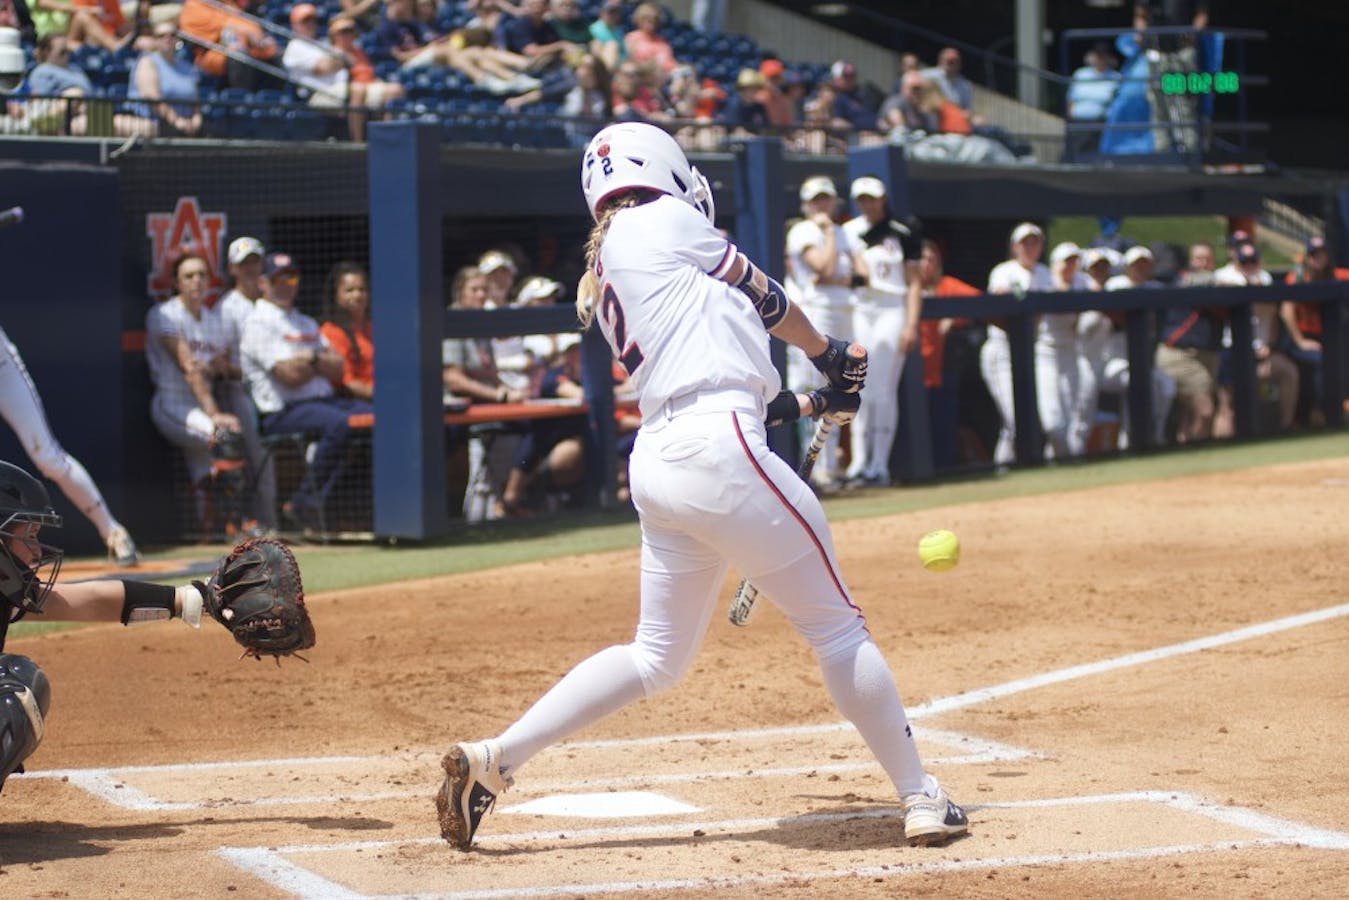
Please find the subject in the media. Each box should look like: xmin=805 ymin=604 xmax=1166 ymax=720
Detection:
xmin=0 ymin=460 xmax=314 ymax=795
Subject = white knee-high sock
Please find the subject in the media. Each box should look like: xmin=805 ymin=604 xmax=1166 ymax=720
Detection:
xmin=820 ymin=638 xmax=928 ymax=797
xmin=495 ymin=643 xmax=647 ymax=777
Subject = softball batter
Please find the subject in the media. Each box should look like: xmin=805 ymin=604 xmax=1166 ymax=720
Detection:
xmin=0 ymin=325 xmax=138 ymax=566
xmin=437 ymin=123 xmax=967 ymax=851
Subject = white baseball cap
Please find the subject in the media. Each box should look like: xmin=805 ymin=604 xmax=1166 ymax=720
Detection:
xmin=478 ymin=249 xmax=518 ymax=276
xmin=515 ymin=275 xmax=562 ymax=306
xmin=1010 ymin=222 xmax=1044 ymax=244
xmin=849 ymin=176 xmax=887 ymax=200
xmin=1123 ymin=245 xmax=1153 ymax=265
xmin=227 ymin=236 xmax=265 ymax=265
xmin=799 ymin=175 xmax=838 ymax=202
xmin=1082 ymin=248 xmax=1111 ymax=269
xmin=1050 ymin=241 xmax=1081 ymax=265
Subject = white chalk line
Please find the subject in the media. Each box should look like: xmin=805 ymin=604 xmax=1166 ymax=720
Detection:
xmin=29 ymin=599 xmax=1347 ymax=812
xmin=217 ymin=791 xmax=1349 ymax=899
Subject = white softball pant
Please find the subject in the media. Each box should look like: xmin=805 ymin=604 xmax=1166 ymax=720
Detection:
xmin=1034 ymin=334 xmax=1093 ymax=459
xmin=980 ymin=327 xmax=1016 ymax=465
xmin=0 ymin=326 xmax=118 ymax=538
xmin=848 ymin=299 xmax=906 ymax=482
xmin=494 ymin=392 xmax=928 ymax=796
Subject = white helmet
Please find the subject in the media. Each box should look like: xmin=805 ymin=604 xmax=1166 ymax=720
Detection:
xmin=580 ymin=122 xmax=715 ymax=223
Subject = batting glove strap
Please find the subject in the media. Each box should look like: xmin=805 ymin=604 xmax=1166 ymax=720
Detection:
xmin=807 ymin=387 xmax=861 ymax=419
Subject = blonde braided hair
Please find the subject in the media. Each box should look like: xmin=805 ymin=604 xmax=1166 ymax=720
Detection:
xmin=575 ymin=190 xmax=656 ymax=327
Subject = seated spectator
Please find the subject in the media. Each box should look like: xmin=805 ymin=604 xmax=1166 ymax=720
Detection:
xmin=610 ymin=57 xmax=661 ymax=121
xmin=146 ymin=252 xmax=273 ymax=535
xmin=1154 ymin=241 xmax=1226 ymax=443
xmin=879 ymin=70 xmax=938 ymax=135
xmin=826 ymin=59 xmax=878 ymax=132
xmin=1280 ymin=236 xmax=1347 ymax=427
xmin=796 ymin=80 xmax=848 ymax=154
xmin=1215 ymin=242 xmax=1298 ymax=432
xmin=716 ymin=67 xmax=768 ymax=132
xmin=180 ymin=0 xmax=282 ymax=91
xmin=22 ymin=32 xmax=93 ymax=134
xmin=898 ymin=52 xmax=922 ymax=77
xmin=284 ymin=8 xmax=405 ymax=141
xmin=319 ymin=261 xmax=374 ymax=401
xmin=431 ymin=25 xmax=541 ymax=95
xmin=502 ymin=333 xmax=586 ymax=516
xmin=548 ymin=0 xmax=592 ymax=51
xmin=921 ymin=46 xmax=973 ymax=113
xmin=338 ymin=0 xmax=380 ymax=32
xmin=375 ymin=0 xmax=453 ymax=69
xmin=622 ymin=1 xmax=674 ymax=77
xmin=1066 ymin=42 xmax=1120 ymax=157
xmin=756 ymin=57 xmax=795 ymax=127
xmin=36 ymin=0 xmax=136 ymax=52
xmin=587 ymin=0 xmax=624 ymax=71
xmin=500 ymin=0 xmax=570 ymax=68
xmin=116 ymin=22 xmax=202 ymax=137
xmin=464 ymin=0 xmax=514 ymax=36
xmin=240 ymin=252 xmax=372 ymax=532
xmin=560 ymin=52 xmax=610 ymax=145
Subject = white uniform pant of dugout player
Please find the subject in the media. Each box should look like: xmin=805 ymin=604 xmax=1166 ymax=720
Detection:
xmin=847 ymin=296 xmax=907 ymax=483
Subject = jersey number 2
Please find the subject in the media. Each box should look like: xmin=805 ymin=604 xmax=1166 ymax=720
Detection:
xmin=601 ymin=284 xmax=645 ymax=376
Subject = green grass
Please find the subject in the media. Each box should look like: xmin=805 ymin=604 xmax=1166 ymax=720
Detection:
xmin=8 ymin=431 xmax=1343 ymax=641
xmin=1048 ymin=215 xmax=1294 ymax=268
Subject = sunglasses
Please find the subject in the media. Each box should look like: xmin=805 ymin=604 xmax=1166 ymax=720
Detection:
xmin=271 ymin=273 xmax=300 ymax=285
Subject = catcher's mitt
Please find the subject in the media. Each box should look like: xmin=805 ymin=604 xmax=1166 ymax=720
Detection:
xmin=195 ymin=537 xmax=315 ymax=661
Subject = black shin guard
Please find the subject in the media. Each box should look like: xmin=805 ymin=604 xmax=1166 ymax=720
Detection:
xmin=1 ymin=653 xmax=51 ymax=790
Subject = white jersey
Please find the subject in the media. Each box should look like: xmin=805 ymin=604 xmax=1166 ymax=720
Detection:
xmin=596 ymin=195 xmax=779 ymax=423
xmin=145 ymin=297 xmax=234 ymax=412
xmin=217 ymin=288 xmax=257 ymax=349
xmin=1041 ymin=270 xmax=1094 ymax=345
xmin=842 ymin=215 xmax=920 ymax=305
xmin=988 ymin=259 xmax=1054 ymax=296
xmin=785 ymin=218 xmax=855 ymax=309
xmin=239 ymin=298 xmax=334 ymax=415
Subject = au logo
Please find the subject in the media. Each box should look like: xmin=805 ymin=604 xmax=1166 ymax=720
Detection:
xmin=146 ymin=197 xmax=228 ymax=304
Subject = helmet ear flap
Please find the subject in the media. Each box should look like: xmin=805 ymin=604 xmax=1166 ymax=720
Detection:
xmin=690 ymin=166 xmax=715 ymax=223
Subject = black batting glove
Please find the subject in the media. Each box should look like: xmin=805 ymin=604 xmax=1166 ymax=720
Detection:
xmin=807 ymin=386 xmax=861 ymax=423
xmin=809 ymin=336 xmax=867 ymax=393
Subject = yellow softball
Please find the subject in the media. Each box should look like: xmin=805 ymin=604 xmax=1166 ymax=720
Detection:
xmin=918 ymin=529 xmax=960 ymax=572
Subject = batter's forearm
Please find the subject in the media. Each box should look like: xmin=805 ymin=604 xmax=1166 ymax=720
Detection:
xmin=771 ymin=303 xmax=829 ymax=357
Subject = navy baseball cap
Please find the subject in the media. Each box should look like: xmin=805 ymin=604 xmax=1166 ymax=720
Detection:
xmin=263 ymin=252 xmax=298 ymax=278
xmin=1305 ymin=235 xmax=1327 ymax=254
xmin=1235 ymin=243 xmax=1260 ymax=264
xmin=1226 ymin=229 xmax=1252 ymax=248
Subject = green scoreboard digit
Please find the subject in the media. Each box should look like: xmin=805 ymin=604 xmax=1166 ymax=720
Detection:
xmin=1160 ymin=71 xmax=1241 ymax=95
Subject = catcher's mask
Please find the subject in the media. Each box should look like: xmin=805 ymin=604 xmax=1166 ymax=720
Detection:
xmin=0 ymin=461 xmax=64 ymax=617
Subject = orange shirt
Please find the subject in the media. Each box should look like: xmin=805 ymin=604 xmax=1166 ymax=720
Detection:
xmin=1283 ymin=267 xmax=1349 ymax=338
xmin=921 ymin=275 xmax=979 ymax=388
xmin=936 ymin=100 xmax=972 ymax=135
xmin=320 ymin=320 xmax=374 ymax=392
xmin=180 ymin=0 xmax=276 ymax=77
xmin=75 ymin=0 xmax=125 ymax=34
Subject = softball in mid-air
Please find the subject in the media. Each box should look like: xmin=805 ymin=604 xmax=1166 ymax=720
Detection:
xmin=918 ymin=529 xmax=960 ymax=572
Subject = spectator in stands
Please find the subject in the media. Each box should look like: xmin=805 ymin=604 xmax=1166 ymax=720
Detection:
xmin=326 ymin=13 xmax=410 ymax=131
xmin=689 ymin=0 xmax=723 ymax=34
xmin=1280 ymin=236 xmax=1345 ymax=427
xmin=1099 ymin=15 xmax=1153 ymax=155
xmin=146 ymin=251 xmax=273 ymax=535
xmin=784 ymin=174 xmax=857 ymax=490
xmin=756 ymin=57 xmax=795 ymax=127
xmin=218 ymin=235 xmax=264 ymax=341
xmin=500 ymin=0 xmax=570 ymax=67
xmin=1095 ymin=245 xmax=1175 ymax=448
xmin=916 ymin=238 xmax=979 ymax=470
xmin=921 ymin=47 xmax=973 ymax=113
xmin=338 ymin=0 xmax=381 ymax=32
xmin=622 ymin=1 xmax=674 ymax=78
xmin=1155 ymin=240 xmax=1225 ymax=442
xmin=561 ymin=52 xmax=609 ymax=145
xmin=549 ymin=0 xmax=591 ymax=50
xmin=283 ymin=6 xmax=400 ymax=141
xmin=610 ymin=57 xmax=660 ymax=121
xmin=116 ymin=21 xmax=201 ymax=136
xmin=180 ymin=0 xmax=282 ymax=91
xmin=1066 ymin=42 xmax=1121 ymax=158
xmin=663 ymin=62 xmax=717 ymax=120
xmin=464 ymin=0 xmax=516 ymax=36
xmin=1215 ymin=242 xmax=1298 ymax=431
xmin=826 ymin=59 xmax=878 ymax=132
xmin=478 ymin=248 xmax=518 ymax=308
xmin=1214 ymin=229 xmax=1252 ymax=281
xmin=588 ymin=0 xmax=624 ymax=70
xmin=442 ymin=265 xmax=527 ymax=405
xmin=436 ymin=25 xmax=544 ymax=95
xmin=983 ymin=222 xmax=1052 ymax=466
xmin=22 ymin=32 xmax=92 ymax=134
xmin=898 ymin=52 xmax=922 ymax=77
xmin=240 ymin=251 xmax=371 ymax=532
xmin=319 ymin=261 xmax=374 ymax=401
xmin=375 ymin=0 xmax=452 ymax=69
xmin=717 ymin=67 xmax=768 ymax=133
xmin=796 ymin=79 xmax=848 ymax=154
xmin=39 ymin=0 xmax=136 ymax=52
xmin=879 ymin=70 xmax=938 ymax=135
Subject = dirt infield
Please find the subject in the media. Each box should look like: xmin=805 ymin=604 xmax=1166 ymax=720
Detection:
xmin=3 ymin=458 xmax=1348 ymax=897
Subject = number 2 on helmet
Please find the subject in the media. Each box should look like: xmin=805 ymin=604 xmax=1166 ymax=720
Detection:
xmin=601 ymin=284 xmax=645 ymax=376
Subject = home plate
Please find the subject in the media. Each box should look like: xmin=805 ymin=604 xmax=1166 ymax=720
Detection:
xmin=503 ymin=791 xmax=701 ymax=818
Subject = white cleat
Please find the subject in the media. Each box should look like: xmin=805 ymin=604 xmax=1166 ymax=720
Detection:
xmin=435 ymin=740 xmax=512 ymax=850
xmin=106 ymin=526 xmax=139 ymax=568
xmin=902 ymin=781 xmax=969 ymax=847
